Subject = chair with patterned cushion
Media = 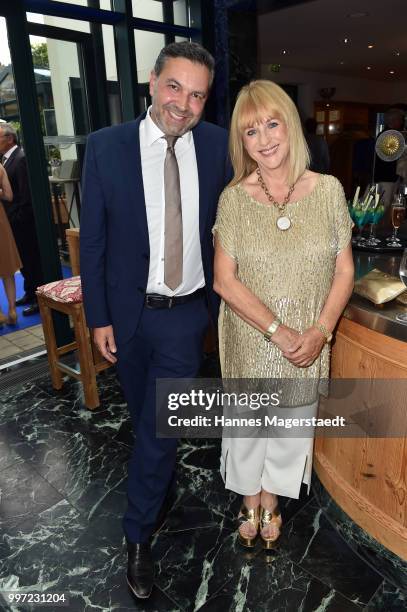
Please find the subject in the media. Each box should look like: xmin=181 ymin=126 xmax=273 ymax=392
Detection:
xmin=36 ymin=276 xmax=111 ymax=409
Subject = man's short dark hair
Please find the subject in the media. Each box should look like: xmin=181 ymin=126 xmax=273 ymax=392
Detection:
xmin=154 ymin=41 xmax=215 ymax=86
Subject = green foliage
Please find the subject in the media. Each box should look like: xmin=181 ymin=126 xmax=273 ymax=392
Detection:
xmin=48 ymin=146 xmax=61 ymax=161
xmin=10 ymin=121 xmax=21 ymax=134
xmin=31 ymin=43 xmax=49 ymax=69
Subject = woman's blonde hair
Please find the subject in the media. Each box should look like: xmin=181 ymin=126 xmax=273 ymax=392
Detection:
xmin=229 ymin=80 xmax=310 ymax=186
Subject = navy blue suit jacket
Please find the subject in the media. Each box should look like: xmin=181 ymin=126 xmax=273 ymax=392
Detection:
xmin=80 ymin=115 xmax=231 ymax=345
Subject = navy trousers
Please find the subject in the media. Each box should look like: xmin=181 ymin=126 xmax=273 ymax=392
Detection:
xmin=116 ymin=294 xmax=209 ymax=543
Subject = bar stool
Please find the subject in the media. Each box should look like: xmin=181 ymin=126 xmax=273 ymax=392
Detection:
xmin=36 ymin=276 xmax=111 ymax=409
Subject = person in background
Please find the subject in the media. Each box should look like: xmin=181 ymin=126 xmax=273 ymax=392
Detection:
xmin=80 ymin=42 xmax=231 ymax=600
xmin=213 ymin=80 xmax=354 ymax=550
xmin=0 ymin=163 xmax=21 ymax=326
xmin=304 ymin=117 xmax=330 ymax=173
xmin=0 ymin=123 xmax=43 ymax=316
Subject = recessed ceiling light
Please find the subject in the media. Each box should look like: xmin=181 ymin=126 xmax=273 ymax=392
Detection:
xmin=368 ymin=44 xmax=374 ymax=49
xmin=366 ymin=66 xmax=371 ymax=70
xmin=281 ymin=49 xmax=288 ymax=55
xmin=389 ymin=70 xmax=395 ymax=74
xmin=347 ymin=12 xmax=369 ymax=18
xmin=343 ymin=37 xmax=350 ymax=44
xmin=395 ymin=51 xmax=400 ymax=56
xmin=339 ymin=61 xmax=345 ymax=65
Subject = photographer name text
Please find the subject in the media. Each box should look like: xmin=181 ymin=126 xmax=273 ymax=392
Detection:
xmin=167 ymin=415 xmax=346 ymax=428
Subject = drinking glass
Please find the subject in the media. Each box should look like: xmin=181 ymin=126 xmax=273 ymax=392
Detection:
xmin=349 ymin=203 xmax=368 ymax=246
xmin=365 ymin=206 xmax=385 ymax=247
xmin=388 ymin=194 xmax=406 ymax=247
xmin=352 ymin=206 xmax=369 ymax=245
xmin=396 ymin=249 xmax=407 ymax=324
xmin=388 ymin=196 xmax=405 ymax=247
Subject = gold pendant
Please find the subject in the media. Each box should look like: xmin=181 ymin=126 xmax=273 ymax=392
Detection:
xmin=276 ymin=216 xmax=291 ymax=230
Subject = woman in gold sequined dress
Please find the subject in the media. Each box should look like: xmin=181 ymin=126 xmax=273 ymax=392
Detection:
xmin=213 ymin=80 xmax=354 ymax=549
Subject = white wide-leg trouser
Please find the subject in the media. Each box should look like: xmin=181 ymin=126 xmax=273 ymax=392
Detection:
xmin=220 ymin=401 xmax=318 ymax=499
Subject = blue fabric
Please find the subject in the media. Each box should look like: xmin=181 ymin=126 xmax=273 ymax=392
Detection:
xmin=118 ymin=296 xmax=208 ymax=543
xmin=80 ymin=115 xmax=232 ymax=542
xmin=80 ymin=115 xmax=232 ymax=345
xmin=0 ymin=265 xmax=71 ymax=337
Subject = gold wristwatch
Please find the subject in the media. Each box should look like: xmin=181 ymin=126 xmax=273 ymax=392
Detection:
xmin=264 ymin=318 xmax=281 ymax=342
xmin=314 ymin=322 xmax=332 ymax=343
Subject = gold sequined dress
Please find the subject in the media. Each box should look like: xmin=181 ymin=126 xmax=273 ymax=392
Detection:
xmin=212 ymin=174 xmax=353 ymax=498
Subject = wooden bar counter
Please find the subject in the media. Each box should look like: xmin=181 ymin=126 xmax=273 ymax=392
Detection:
xmin=314 ymin=252 xmax=407 ymax=560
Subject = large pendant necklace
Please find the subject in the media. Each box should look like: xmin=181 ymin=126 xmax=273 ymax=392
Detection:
xmin=256 ymin=167 xmax=296 ymax=230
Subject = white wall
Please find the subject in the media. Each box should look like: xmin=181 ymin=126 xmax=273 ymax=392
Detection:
xmin=259 ymin=64 xmax=407 ymax=118
xmin=44 ymin=36 xmax=80 ymax=160
xmin=135 ymin=31 xmax=166 ymax=83
xmin=42 ymin=14 xmax=89 ymax=224
xmin=101 ymin=25 xmax=117 ymax=81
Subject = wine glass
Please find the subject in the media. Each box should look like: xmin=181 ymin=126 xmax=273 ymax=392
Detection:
xmin=365 ymin=205 xmax=385 ymax=247
xmin=396 ymin=249 xmax=407 ymax=324
xmin=352 ymin=205 xmax=369 ymax=245
xmin=388 ymin=195 xmax=406 ymax=247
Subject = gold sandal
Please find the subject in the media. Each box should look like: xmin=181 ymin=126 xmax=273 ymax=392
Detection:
xmin=237 ymin=504 xmax=259 ymax=548
xmin=260 ymin=505 xmax=282 ymax=550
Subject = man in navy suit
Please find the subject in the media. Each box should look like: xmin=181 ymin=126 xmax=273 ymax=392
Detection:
xmin=80 ymin=42 xmax=231 ymax=599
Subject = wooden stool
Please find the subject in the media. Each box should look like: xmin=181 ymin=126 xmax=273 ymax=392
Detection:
xmin=36 ymin=276 xmax=111 ymax=409
xmin=66 ymin=228 xmax=80 ymax=276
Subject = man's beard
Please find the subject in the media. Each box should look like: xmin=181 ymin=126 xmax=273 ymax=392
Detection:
xmin=151 ymin=103 xmax=200 ymax=136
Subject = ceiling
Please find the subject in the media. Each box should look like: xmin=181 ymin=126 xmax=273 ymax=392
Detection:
xmin=258 ymin=0 xmax=407 ymax=82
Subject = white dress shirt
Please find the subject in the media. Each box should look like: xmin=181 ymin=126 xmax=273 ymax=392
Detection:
xmin=2 ymin=144 xmax=18 ymax=166
xmin=140 ymin=108 xmax=205 ymax=296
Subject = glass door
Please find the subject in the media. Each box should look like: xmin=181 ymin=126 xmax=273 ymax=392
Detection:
xmin=28 ymin=22 xmax=100 ymax=263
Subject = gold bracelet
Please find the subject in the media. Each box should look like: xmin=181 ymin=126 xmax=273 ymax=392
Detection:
xmin=264 ymin=318 xmax=281 ymax=342
xmin=314 ymin=322 xmax=332 ymax=343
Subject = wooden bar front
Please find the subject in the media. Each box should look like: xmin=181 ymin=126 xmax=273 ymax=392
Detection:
xmin=314 ymin=317 xmax=407 ymax=560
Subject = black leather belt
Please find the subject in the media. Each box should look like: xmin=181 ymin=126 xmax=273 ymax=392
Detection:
xmin=144 ymin=288 xmax=205 ymax=309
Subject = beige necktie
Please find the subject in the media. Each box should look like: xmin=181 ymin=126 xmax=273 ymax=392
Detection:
xmin=164 ymin=136 xmax=183 ymax=290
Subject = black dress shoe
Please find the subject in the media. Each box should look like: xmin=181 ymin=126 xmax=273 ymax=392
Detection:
xmin=15 ymin=294 xmax=34 ymax=307
xmin=22 ymin=303 xmax=40 ymax=316
xmin=127 ymin=541 xmax=154 ymax=600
